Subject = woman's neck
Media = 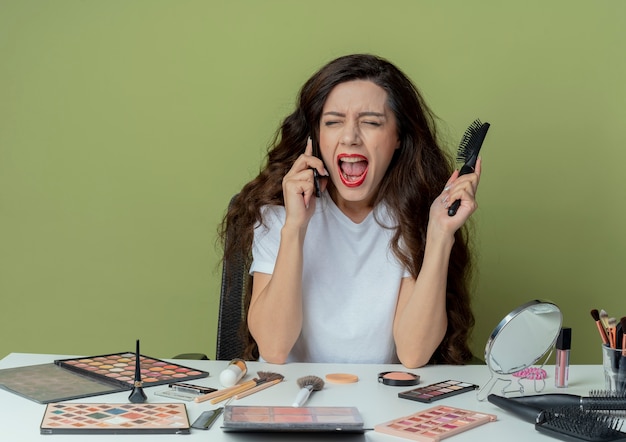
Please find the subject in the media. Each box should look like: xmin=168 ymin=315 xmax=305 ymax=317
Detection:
xmin=328 ymin=187 xmax=375 ymax=224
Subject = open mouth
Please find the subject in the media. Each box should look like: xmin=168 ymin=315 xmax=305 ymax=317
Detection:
xmin=338 ymin=154 xmax=368 ymax=187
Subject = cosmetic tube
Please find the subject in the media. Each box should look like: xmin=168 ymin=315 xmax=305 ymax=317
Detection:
xmin=555 ymin=327 xmax=572 ymax=388
xmin=219 ymin=358 xmax=247 ymax=387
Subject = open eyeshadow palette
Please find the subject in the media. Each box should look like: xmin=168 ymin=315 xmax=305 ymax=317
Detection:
xmin=398 ymin=380 xmax=479 ymax=403
xmin=55 ymin=352 xmax=208 ymax=388
xmin=221 ymin=405 xmax=365 ymax=433
xmin=0 ymin=352 xmax=208 ymax=404
xmin=40 ymin=402 xmax=190 ymax=435
xmin=374 ymin=405 xmax=496 ymax=442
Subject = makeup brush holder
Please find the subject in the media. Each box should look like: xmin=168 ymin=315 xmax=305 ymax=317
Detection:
xmin=601 ymin=345 xmax=626 ymax=394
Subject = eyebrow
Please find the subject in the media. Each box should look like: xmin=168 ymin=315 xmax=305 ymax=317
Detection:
xmin=322 ymin=111 xmax=386 ymax=118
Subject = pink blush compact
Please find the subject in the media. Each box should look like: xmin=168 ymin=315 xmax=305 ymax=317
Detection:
xmin=378 ymin=371 xmax=420 ymax=386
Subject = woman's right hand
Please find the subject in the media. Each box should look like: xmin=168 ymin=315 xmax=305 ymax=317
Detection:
xmin=281 ymin=138 xmax=327 ymax=230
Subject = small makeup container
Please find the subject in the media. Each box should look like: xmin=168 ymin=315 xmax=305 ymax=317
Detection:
xmin=555 ymin=327 xmax=571 ymax=388
xmin=377 ymin=371 xmax=420 ymax=387
xmin=219 ymin=358 xmax=247 ymax=387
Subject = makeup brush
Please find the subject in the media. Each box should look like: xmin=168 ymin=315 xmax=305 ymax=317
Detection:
xmin=591 ymin=309 xmax=610 ymax=346
xmin=618 ymin=318 xmax=626 ymax=393
xmin=448 ymin=119 xmax=490 ymax=216
xmin=292 ymin=375 xmax=324 ymax=407
xmin=208 ymin=371 xmax=284 ymax=404
xmin=601 ymin=309 xmax=611 ymax=330
xmin=128 ymin=339 xmax=147 ymax=403
xmin=608 ymin=317 xmax=618 ymax=349
xmin=234 ymin=378 xmax=283 ymax=400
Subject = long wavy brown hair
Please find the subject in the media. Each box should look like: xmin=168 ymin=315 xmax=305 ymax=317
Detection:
xmin=219 ymin=54 xmax=475 ymax=364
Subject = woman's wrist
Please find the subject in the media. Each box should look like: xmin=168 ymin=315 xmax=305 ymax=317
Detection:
xmin=280 ymin=222 xmax=307 ymax=246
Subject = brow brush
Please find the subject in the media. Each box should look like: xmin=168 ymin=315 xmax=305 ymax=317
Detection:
xmin=448 ymin=119 xmax=490 ymax=216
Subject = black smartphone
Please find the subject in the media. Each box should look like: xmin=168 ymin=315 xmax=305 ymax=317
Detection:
xmin=310 ymin=135 xmax=322 ymax=198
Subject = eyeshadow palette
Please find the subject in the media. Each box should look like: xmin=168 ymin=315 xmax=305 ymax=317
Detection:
xmin=0 ymin=363 xmax=125 ymax=404
xmin=374 ymin=405 xmax=496 ymax=441
xmin=221 ymin=405 xmax=365 ymax=433
xmin=398 ymin=380 xmax=478 ymax=403
xmin=0 ymin=352 xmax=210 ymax=404
xmin=55 ymin=352 xmax=209 ymax=388
xmin=40 ymin=402 xmax=190 ymax=434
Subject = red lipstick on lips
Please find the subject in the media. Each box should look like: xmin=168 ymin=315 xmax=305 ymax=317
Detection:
xmin=337 ymin=154 xmax=368 ymax=188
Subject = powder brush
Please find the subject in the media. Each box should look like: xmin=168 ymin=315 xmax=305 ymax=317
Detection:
xmin=292 ymin=375 xmax=324 ymax=407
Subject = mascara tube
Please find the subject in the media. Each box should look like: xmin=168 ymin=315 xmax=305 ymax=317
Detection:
xmin=555 ymin=327 xmax=572 ymax=388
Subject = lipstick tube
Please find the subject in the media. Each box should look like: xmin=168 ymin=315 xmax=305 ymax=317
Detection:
xmin=555 ymin=327 xmax=572 ymax=388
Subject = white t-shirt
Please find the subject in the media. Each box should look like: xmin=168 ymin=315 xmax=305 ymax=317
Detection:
xmin=250 ymin=192 xmax=410 ymax=364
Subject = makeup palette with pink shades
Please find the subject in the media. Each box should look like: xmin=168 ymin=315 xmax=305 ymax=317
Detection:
xmin=221 ymin=405 xmax=365 ymax=433
xmin=55 ymin=352 xmax=209 ymax=388
xmin=375 ymin=405 xmax=496 ymax=441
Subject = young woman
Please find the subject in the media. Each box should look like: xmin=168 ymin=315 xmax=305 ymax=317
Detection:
xmin=220 ymin=54 xmax=480 ymax=368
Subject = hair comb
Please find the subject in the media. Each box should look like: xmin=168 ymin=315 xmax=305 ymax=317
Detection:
xmin=448 ymin=119 xmax=490 ymax=216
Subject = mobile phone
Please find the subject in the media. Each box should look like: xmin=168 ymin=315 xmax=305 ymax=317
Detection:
xmin=310 ymin=135 xmax=322 ymax=198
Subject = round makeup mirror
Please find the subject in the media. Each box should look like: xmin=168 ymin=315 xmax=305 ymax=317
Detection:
xmin=476 ymin=300 xmax=562 ymax=401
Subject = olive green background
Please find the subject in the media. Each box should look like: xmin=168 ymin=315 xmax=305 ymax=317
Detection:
xmin=1 ymin=1 xmax=624 ymax=365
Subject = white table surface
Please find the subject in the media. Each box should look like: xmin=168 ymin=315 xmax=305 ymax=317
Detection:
xmin=0 ymin=353 xmax=608 ymax=441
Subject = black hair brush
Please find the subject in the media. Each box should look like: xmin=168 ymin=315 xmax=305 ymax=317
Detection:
xmin=488 ymin=395 xmax=626 ymax=441
xmin=501 ymin=391 xmax=626 ymax=413
xmin=536 ymin=407 xmax=626 ymax=442
xmin=448 ymin=119 xmax=490 ymax=216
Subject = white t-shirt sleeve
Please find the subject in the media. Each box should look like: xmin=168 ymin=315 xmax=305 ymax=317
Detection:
xmin=249 ymin=205 xmax=285 ymax=275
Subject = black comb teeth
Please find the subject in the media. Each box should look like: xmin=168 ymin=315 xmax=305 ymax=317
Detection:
xmin=456 ymin=119 xmax=487 ymax=163
xmin=536 ymin=407 xmax=626 ymax=442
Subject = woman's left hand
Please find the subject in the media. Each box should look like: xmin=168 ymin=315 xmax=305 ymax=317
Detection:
xmin=429 ymin=157 xmax=482 ymax=234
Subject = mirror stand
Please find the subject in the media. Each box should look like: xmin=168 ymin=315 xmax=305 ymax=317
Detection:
xmin=476 ymin=348 xmax=553 ymax=401
xmin=476 ymin=300 xmax=562 ymax=402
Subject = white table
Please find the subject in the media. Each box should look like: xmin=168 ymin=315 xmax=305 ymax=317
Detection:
xmin=0 ymin=353 xmax=608 ymax=441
